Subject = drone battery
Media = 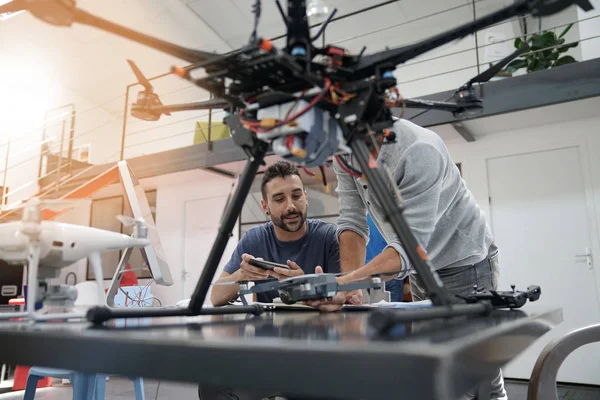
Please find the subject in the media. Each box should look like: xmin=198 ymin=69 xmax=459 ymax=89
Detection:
xmin=258 ymin=100 xmax=346 ymax=167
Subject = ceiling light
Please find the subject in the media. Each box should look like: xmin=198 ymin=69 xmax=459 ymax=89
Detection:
xmin=306 ymin=0 xmax=329 ymax=23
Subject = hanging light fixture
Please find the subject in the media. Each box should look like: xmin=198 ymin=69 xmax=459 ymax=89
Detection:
xmin=306 ymin=0 xmax=329 ymax=23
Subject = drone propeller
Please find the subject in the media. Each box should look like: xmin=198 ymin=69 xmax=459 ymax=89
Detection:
xmin=0 ymin=0 xmax=24 ymax=14
xmin=127 ymin=60 xmax=171 ymax=117
xmin=211 ymin=270 xmax=349 ymax=287
xmin=406 ymin=43 xmax=531 ymax=121
xmin=116 ymin=215 xmax=137 ymax=227
xmin=342 ymin=268 xmax=415 ymax=284
xmin=0 ymin=0 xmax=217 ymax=64
xmin=462 ymin=43 xmax=530 ymax=89
xmin=127 ymin=59 xmax=153 ymax=91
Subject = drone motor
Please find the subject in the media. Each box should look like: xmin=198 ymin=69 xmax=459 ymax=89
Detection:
xmin=452 ymin=87 xmax=483 ymax=118
xmin=131 ymin=91 xmax=163 ymax=122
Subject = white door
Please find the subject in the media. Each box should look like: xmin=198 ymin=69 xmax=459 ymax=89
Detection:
xmin=183 ymin=196 xmax=239 ymax=303
xmin=487 ymin=146 xmax=600 ymax=385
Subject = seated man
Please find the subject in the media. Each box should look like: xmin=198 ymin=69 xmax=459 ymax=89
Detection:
xmin=210 ymin=160 xmax=340 ymax=306
xmin=202 ymin=161 xmax=340 ymax=400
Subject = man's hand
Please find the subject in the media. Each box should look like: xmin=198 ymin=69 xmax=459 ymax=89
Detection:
xmin=268 ymin=260 xmax=305 ymax=280
xmin=237 ymin=254 xmax=270 ymax=281
xmin=303 ymin=266 xmax=364 ymax=312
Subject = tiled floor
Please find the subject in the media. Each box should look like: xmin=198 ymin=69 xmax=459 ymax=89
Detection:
xmin=0 ymin=378 xmax=599 ymax=399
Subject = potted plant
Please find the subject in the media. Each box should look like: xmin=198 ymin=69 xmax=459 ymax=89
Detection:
xmin=504 ymin=23 xmax=579 ymax=75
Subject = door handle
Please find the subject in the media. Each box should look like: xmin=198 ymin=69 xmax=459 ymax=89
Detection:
xmin=575 ymin=247 xmax=593 ymax=270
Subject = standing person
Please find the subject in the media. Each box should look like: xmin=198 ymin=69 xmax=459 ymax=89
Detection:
xmin=308 ymin=118 xmax=507 ymax=400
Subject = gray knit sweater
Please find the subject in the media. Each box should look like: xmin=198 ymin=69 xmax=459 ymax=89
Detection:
xmin=334 ymin=118 xmax=495 ymax=273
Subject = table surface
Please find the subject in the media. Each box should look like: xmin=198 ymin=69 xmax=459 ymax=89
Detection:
xmin=0 ymin=307 xmax=562 ymax=400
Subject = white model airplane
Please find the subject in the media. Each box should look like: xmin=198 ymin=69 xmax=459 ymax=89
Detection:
xmin=0 ymin=197 xmax=151 ymax=322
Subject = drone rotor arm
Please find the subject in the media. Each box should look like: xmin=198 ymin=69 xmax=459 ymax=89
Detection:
xmin=70 ymin=7 xmax=219 ymax=64
xmin=133 ymin=98 xmax=230 ymax=115
xmin=402 ymin=98 xmax=463 ymax=113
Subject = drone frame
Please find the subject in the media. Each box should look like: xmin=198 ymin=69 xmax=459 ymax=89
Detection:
xmin=2 ymin=0 xmax=593 ymax=324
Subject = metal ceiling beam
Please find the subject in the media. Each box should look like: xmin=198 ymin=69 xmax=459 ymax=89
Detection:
xmin=451 ymin=122 xmax=476 ymax=142
xmin=396 ymin=57 xmax=600 ymax=127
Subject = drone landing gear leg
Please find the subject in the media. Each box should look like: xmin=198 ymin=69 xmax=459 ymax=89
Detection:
xmin=87 ymin=119 xmax=267 ymax=324
xmin=26 ymin=242 xmax=41 ymax=319
xmin=88 ymin=252 xmax=106 ymax=306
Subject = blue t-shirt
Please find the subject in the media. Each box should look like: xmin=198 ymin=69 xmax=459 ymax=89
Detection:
xmin=224 ymin=219 xmax=341 ymax=302
xmin=365 ymin=214 xmax=387 ymax=263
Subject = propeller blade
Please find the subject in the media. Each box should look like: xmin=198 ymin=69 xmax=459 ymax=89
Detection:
xmin=345 ymin=268 xmax=415 ymax=283
xmin=116 ymin=215 xmax=136 ymax=227
xmin=464 ymin=43 xmax=530 ymax=87
xmin=71 ymin=8 xmax=217 ymax=64
xmin=127 ymin=59 xmax=153 ymax=91
xmin=0 ymin=0 xmax=26 ymax=14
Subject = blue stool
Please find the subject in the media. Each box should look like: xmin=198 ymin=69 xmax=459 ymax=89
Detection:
xmin=24 ymin=367 xmax=145 ymax=400
xmin=25 ymin=367 xmax=96 ymax=400
xmin=95 ymin=375 xmax=145 ymax=400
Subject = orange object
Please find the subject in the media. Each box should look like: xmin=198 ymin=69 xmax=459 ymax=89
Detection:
xmin=12 ymin=366 xmax=52 ymax=391
xmin=417 ymin=245 xmax=428 ymax=261
xmin=173 ymin=66 xmax=187 ymax=77
xmin=260 ymin=38 xmax=273 ymax=51
xmin=8 ymin=298 xmax=24 ymax=305
xmin=120 ymin=264 xmax=139 ymax=287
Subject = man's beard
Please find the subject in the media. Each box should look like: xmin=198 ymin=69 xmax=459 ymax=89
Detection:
xmin=271 ymin=210 xmax=307 ymax=233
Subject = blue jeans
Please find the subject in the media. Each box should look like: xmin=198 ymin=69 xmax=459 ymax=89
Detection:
xmin=409 ymin=250 xmax=507 ymax=400
xmin=385 ymin=278 xmax=404 ymax=302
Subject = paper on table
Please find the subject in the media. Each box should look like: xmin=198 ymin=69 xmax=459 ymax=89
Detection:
xmin=372 ymin=299 xmax=433 ymax=309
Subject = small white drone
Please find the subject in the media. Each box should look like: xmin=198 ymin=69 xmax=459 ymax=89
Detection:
xmin=0 ymin=197 xmax=150 ymax=322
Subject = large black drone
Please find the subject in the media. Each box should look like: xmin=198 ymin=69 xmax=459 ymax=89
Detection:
xmin=1 ymin=0 xmax=592 ymax=325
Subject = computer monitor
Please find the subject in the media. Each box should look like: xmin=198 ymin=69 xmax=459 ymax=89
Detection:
xmin=117 ymin=161 xmax=173 ymax=286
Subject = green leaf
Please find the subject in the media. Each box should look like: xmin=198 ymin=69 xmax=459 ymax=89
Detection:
xmin=557 ymin=38 xmax=565 ymax=45
xmin=559 ymin=23 xmax=573 ymax=39
xmin=554 ymin=55 xmax=576 ymax=67
xmin=514 ymin=37 xmax=523 ymax=49
xmin=548 ymin=52 xmax=560 ymax=61
xmin=540 ymin=31 xmax=557 ymax=47
xmin=530 ymin=35 xmax=544 ymax=50
xmin=557 ymin=42 xmax=579 ymax=53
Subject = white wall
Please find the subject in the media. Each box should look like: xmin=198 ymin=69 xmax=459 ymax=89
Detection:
xmin=578 ymin=0 xmax=600 ymax=61
xmin=445 ymin=115 xmax=600 ymax=232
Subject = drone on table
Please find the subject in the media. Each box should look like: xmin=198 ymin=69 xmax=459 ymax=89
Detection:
xmin=216 ymin=271 xmax=397 ymax=306
xmin=1 ymin=0 xmax=591 ymax=324
xmin=0 ymin=197 xmax=150 ymax=322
